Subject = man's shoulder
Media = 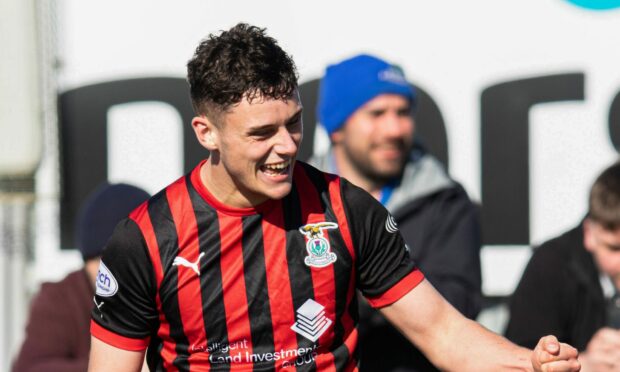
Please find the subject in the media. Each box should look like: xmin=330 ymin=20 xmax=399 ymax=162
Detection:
xmin=527 ymin=225 xmax=586 ymax=274
xmin=296 ymin=159 xmax=336 ymax=178
xmin=534 ymin=225 xmax=584 ymax=257
xmin=400 ymin=152 xmax=453 ymax=189
xmin=389 ymin=152 xmax=464 ymax=211
xmin=294 ymin=160 xmax=343 ymax=188
xmin=34 ymin=269 xmax=90 ymax=307
xmin=46 ymin=268 xmax=88 ymax=288
xmin=296 ymin=160 xmax=379 ymax=207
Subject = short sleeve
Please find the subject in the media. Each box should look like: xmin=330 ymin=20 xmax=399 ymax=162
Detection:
xmin=90 ymin=218 xmax=158 ymax=351
xmin=341 ymin=179 xmax=423 ymax=307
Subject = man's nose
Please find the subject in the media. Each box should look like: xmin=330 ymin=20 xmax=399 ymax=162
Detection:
xmin=381 ymin=112 xmax=410 ymax=138
xmin=274 ymin=127 xmax=299 ymax=155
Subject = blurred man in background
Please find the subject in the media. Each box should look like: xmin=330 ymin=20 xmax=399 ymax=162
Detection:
xmin=12 ymin=183 xmax=149 ymax=372
xmin=310 ymin=53 xmax=481 ymax=371
xmin=506 ymin=160 xmax=620 ymax=372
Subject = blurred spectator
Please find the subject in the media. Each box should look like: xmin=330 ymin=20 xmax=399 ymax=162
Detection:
xmin=506 ymin=160 xmax=620 ymax=372
xmin=310 ymin=53 xmax=482 ymax=371
xmin=12 ymin=183 xmax=149 ymax=372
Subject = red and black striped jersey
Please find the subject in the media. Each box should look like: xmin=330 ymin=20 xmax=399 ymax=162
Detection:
xmin=91 ymin=160 xmax=423 ymax=371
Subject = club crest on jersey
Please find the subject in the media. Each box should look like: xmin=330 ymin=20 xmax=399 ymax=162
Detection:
xmin=299 ymin=222 xmax=338 ymax=268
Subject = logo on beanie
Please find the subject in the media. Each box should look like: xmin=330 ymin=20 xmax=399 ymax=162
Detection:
xmin=378 ymin=66 xmax=408 ymax=86
xmin=95 ymin=261 xmax=118 ymax=297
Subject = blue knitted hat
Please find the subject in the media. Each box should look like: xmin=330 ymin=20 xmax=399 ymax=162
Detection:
xmin=317 ymin=54 xmax=415 ymax=135
xmin=75 ymin=182 xmax=150 ymax=260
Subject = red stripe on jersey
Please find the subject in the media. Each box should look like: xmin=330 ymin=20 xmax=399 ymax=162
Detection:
xmin=325 ymin=174 xmax=355 ymax=261
xmin=325 ymin=173 xmax=358 ymax=363
xmin=261 ymin=200 xmax=298 ymax=369
xmin=342 ymin=327 xmax=359 ymax=372
xmin=217 ymin=212 xmax=254 ymax=370
xmin=91 ymin=319 xmax=150 ymax=351
xmin=366 ymin=269 xmax=425 ymax=308
xmin=166 ymin=178 xmax=209 ymax=368
xmin=295 ymin=165 xmax=337 ymax=369
xmin=130 ymin=202 xmax=178 ymax=370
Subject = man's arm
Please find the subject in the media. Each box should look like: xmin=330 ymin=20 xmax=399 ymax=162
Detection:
xmin=88 ymin=336 xmax=145 ymax=372
xmin=379 ymin=279 xmax=580 ymax=371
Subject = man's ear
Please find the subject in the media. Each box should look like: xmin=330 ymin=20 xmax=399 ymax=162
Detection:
xmin=192 ymin=116 xmax=218 ymax=151
xmin=330 ymin=129 xmax=344 ymax=145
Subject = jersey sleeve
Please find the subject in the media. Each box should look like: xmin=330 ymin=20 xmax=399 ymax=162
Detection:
xmin=341 ymin=179 xmax=424 ymax=308
xmin=90 ymin=218 xmax=158 ymax=351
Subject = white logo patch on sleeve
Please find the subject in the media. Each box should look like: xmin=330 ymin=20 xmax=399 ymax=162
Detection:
xmin=385 ymin=214 xmax=399 ymax=233
xmin=95 ymin=261 xmax=119 ymax=297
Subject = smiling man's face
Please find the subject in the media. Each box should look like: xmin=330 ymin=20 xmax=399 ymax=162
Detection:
xmin=198 ymin=91 xmax=303 ymax=208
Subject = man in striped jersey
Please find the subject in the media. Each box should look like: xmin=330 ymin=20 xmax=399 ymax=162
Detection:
xmin=88 ymin=23 xmax=580 ymax=372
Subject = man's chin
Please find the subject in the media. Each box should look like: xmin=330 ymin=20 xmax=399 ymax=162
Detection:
xmin=264 ymin=183 xmax=293 ymax=201
xmin=369 ymin=163 xmax=404 ymax=181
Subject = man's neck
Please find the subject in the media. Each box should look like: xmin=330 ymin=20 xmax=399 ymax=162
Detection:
xmin=201 ymin=159 xmax=266 ymax=209
xmin=85 ymin=258 xmax=101 ymax=289
xmin=332 ymin=148 xmax=383 ymax=201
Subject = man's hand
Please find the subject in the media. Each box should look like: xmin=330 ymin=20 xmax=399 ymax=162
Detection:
xmin=579 ymin=327 xmax=620 ymax=372
xmin=531 ymin=335 xmax=580 ymax=372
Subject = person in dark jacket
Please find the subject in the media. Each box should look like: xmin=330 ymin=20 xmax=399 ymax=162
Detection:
xmin=12 ymin=183 xmax=149 ymax=372
xmin=506 ymin=160 xmax=620 ymax=372
xmin=310 ymin=53 xmax=482 ymax=371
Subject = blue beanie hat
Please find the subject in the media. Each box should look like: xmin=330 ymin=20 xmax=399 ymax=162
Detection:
xmin=75 ymin=182 xmax=150 ymax=260
xmin=317 ymin=54 xmax=416 ymax=135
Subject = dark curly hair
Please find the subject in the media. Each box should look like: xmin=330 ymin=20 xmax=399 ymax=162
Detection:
xmin=187 ymin=23 xmax=299 ymax=120
xmin=589 ymin=160 xmax=620 ymax=229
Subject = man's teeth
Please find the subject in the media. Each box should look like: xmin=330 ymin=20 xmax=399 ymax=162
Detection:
xmin=264 ymin=160 xmax=290 ymax=171
xmin=265 ymin=161 xmax=290 ymax=170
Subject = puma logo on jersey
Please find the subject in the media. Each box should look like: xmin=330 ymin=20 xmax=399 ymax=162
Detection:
xmin=173 ymin=252 xmax=205 ymax=276
xmin=93 ymin=297 xmax=105 ymax=318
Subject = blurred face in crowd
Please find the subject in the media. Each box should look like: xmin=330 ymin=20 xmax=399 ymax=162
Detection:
xmin=193 ymin=91 xmax=303 ymax=208
xmin=331 ymin=93 xmax=414 ymax=183
xmin=584 ymin=218 xmax=620 ymax=282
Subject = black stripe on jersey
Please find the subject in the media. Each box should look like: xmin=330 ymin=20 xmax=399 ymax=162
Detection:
xmin=148 ymin=190 xmax=190 ymax=371
xmin=282 ymin=180 xmax=318 ymax=372
xmin=147 ymin=336 xmax=165 ymax=372
xmin=186 ymin=177 xmax=231 ymax=370
xmin=241 ymin=214 xmax=275 ymax=369
xmin=301 ymin=164 xmax=355 ymax=369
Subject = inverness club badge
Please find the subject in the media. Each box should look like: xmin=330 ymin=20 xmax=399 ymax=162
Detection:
xmin=299 ymin=222 xmax=338 ymax=268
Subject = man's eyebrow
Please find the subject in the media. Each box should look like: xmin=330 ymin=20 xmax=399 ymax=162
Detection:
xmin=368 ymin=108 xmax=387 ymax=115
xmin=247 ymin=123 xmax=277 ymax=134
xmin=607 ymin=243 xmax=620 ymax=251
xmin=246 ymin=108 xmax=303 ymax=134
xmin=286 ymin=108 xmax=303 ymax=123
